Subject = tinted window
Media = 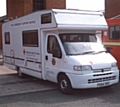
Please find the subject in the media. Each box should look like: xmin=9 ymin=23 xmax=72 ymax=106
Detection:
xmin=59 ymin=33 xmax=97 ymax=43
xmin=22 ymin=30 xmax=38 ymax=47
xmin=5 ymin=32 xmax=10 ymax=44
xmin=109 ymin=26 xmax=120 ymax=40
xmin=47 ymin=35 xmax=62 ymax=58
xmin=41 ymin=13 xmax=51 ymax=24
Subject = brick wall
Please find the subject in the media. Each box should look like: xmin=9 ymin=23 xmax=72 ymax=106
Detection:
xmin=7 ymin=0 xmax=66 ymax=19
xmin=105 ymin=0 xmax=120 ymax=19
xmin=7 ymin=0 xmax=33 ymax=18
xmin=7 ymin=0 xmax=24 ymax=18
xmin=23 ymin=0 xmax=33 ymax=15
xmin=46 ymin=0 xmax=66 ymax=9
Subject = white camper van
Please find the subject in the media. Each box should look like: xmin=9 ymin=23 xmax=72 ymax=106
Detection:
xmin=2 ymin=9 xmax=119 ymax=94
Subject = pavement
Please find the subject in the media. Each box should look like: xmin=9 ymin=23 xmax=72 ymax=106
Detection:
xmin=0 ymin=50 xmax=58 ymax=97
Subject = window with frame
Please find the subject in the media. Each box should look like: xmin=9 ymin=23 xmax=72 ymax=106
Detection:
xmin=41 ymin=13 xmax=51 ymax=24
xmin=47 ymin=35 xmax=62 ymax=58
xmin=33 ymin=0 xmax=45 ymax=11
xmin=22 ymin=30 xmax=39 ymax=47
xmin=5 ymin=32 xmax=10 ymax=44
xmin=109 ymin=26 xmax=120 ymax=40
xmin=59 ymin=33 xmax=97 ymax=42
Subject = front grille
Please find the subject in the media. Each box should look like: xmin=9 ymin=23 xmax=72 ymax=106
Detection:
xmin=88 ymin=76 xmax=116 ymax=84
xmin=93 ymin=68 xmax=111 ymax=73
xmin=93 ymin=72 xmax=112 ymax=77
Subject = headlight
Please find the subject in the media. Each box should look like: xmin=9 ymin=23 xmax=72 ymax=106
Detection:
xmin=111 ymin=62 xmax=118 ymax=67
xmin=73 ymin=65 xmax=92 ymax=71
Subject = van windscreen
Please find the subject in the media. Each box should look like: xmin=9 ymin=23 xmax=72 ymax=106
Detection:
xmin=59 ymin=33 xmax=105 ymax=55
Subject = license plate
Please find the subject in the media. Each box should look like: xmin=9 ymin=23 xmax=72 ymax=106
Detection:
xmin=97 ymin=82 xmax=110 ymax=87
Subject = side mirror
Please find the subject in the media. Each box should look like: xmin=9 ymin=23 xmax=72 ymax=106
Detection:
xmin=53 ymin=48 xmax=62 ymax=58
xmin=106 ymin=46 xmax=112 ymax=53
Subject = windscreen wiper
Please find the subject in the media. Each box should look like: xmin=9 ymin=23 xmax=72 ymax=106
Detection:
xmin=81 ymin=51 xmax=95 ymax=55
xmin=67 ymin=51 xmax=95 ymax=55
xmin=95 ymin=51 xmax=107 ymax=54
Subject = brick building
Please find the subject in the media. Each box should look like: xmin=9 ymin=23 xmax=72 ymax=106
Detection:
xmin=7 ymin=0 xmax=66 ymax=18
xmin=0 ymin=0 xmax=66 ymax=49
xmin=105 ymin=0 xmax=120 ymax=19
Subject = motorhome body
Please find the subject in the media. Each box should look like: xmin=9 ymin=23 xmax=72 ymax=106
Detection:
xmin=2 ymin=9 xmax=119 ymax=94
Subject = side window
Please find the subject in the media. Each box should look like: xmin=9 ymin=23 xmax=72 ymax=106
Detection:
xmin=5 ymin=32 xmax=10 ymax=44
xmin=109 ymin=26 xmax=120 ymax=40
xmin=41 ymin=13 xmax=51 ymax=24
xmin=47 ymin=36 xmax=54 ymax=54
xmin=22 ymin=30 xmax=39 ymax=47
xmin=47 ymin=35 xmax=62 ymax=58
xmin=89 ymin=35 xmax=97 ymax=42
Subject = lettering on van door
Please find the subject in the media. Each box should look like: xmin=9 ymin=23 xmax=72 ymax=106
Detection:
xmin=23 ymin=49 xmax=40 ymax=61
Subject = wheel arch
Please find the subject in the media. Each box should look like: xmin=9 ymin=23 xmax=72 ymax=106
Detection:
xmin=57 ymin=72 xmax=70 ymax=83
xmin=57 ymin=72 xmax=73 ymax=94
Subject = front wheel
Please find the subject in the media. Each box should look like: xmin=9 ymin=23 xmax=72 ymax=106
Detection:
xmin=58 ymin=74 xmax=73 ymax=94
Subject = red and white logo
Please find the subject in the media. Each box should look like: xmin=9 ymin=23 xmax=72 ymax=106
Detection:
xmin=89 ymin=61 xmax=93 ymax=64
xmin=23 ymin=49 xmax=26 ymax=55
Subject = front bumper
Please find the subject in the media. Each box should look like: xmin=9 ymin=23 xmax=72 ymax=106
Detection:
xmin=66 ymin=70 xmax=119 ymax=89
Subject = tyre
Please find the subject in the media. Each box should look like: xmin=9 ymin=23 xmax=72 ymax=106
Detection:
xmin=17 ymin=67 xmax=24 ymax=78
xmin=58 ymin=74 xmax=73 ymax=94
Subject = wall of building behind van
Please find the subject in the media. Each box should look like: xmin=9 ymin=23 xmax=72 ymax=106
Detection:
xmin=7 ymin=0 xmax=66 ymax=18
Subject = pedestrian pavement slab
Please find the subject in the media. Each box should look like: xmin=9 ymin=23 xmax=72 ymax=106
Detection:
xmin=0 ymin=65 xmax=16 ymax=75
xmin=0 ymin=65 xmax=58 ymax=97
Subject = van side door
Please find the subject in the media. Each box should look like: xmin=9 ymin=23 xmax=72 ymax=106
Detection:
xmin=45 ymin=35 xmax=63 ymax=82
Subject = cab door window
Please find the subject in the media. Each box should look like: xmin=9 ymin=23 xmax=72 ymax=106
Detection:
xmin=47 ymin=35 xmax=62 ymax=58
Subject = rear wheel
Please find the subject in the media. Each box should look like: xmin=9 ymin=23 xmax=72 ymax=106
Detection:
xmin=16 ymin=67 xmax=24 ymax=78
xmin=58 ymin=74 xmax=73 ymax=94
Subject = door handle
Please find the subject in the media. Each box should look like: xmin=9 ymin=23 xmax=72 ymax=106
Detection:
xmin=45 ymin=55 xmax=48 ymax=60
